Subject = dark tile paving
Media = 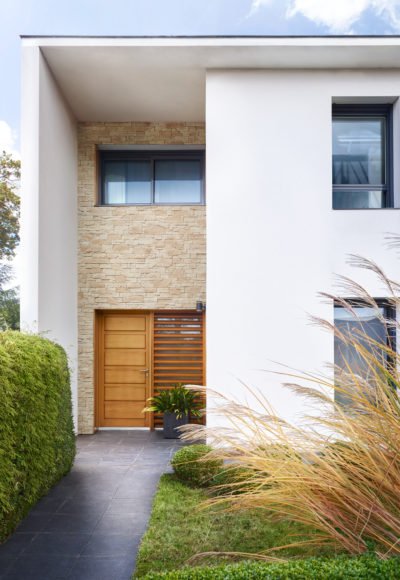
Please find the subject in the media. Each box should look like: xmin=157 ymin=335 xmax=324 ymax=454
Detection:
xmin=0 ymin=431 xmax=181 ymax=579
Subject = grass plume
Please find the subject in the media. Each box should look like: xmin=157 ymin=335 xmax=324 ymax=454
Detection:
xmin=182 ymin=255 xmax=400 ymax=559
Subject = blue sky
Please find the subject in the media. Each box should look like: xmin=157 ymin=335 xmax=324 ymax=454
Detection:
xmin=2 ymin=0 xmax=400 ymax=154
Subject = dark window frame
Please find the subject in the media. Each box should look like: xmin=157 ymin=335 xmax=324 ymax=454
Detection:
xmin=99 ymin=150 xmax=205 ymax=206
xmin=332 ymin=104 xmax=394 ymax=210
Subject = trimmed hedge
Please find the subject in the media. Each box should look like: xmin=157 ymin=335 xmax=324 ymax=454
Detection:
xmin=171 ymin=445 xmax=223 ymax=487
xmin=142 ymin=556 xmax=400 ymax=579
xmin=0 ymin=331 xmax=75 ymax=540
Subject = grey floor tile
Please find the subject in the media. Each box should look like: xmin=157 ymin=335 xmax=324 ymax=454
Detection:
xmin=94 ymin=514 xmax=147 ymax=535
xmin=106 ymin=499 xmax=153 ymax=515
xmin=57 ymin=499 xmax=110 ymax=517
xmin=25 ymin=533 xmax=91 ymax=556
xmin=0 ymin=557 xmax=16 ymax=576
xmin=4 ymin=555 xmax=76 ymax=580
xmin=33 ymin=495 xmax=67 ymax=514
xmin=44 ymin=513 xmax=102 ymax=534
xmin=0 ymin=431 xmax=178 ymax=579
xmin=114 ymin=481 xmax=158 ymax=499
xmin=82 ymin=534 xmax=140 ymax=556
xmin=43 ymin=485 xmax=76 ymax=501
xmin=0 ymin=534 xmax=36 ymax=557
xmin=15 ymin=513 xmax=52 ymax=533
xmin=67 ymin=556 xmax=135 ymax=580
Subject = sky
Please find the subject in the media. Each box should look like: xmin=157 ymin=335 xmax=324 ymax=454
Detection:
xmin=2 ymin=0 xmax=400 ymax=155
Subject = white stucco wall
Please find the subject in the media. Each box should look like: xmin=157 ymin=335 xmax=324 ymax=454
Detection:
xmin=206 ymin=69 xmax=400 ymax=427
xmin=20 ymin=40 xmax=400 ymax=432
xmin=20 ymin=47 xmax=78 ymax=426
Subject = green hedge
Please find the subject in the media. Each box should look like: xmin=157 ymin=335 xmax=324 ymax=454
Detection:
xmin=0 ymin=331 xmax=75 ymax=540
xmin=171 ymin=445 xmax=223 ymax=487
xmin=142 ymin=556 xmax=400 ymax=579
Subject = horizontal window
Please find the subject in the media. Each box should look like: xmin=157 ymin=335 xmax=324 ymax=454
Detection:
xmin=332 ymin=105 xmax=393 ymax=209
xmin=100 ymin=151 xmax=204 ymax=206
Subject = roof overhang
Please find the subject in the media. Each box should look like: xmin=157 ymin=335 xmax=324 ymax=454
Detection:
xmin=22 ymin=36 xmax=400 ymax=122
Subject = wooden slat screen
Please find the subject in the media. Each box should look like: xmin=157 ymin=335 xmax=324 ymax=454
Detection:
xmin=152 ymin=311 xmax=205 ymax=427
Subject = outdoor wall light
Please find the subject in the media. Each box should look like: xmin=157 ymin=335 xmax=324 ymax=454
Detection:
xmin=196 ymin=301 xmax=206 ymax=313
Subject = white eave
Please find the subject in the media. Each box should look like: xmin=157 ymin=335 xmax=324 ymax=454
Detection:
xmin=21 ymin=36 xmax=400 ymax=122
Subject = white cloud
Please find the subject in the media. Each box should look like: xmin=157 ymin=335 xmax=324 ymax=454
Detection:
xmin=249 ymin=0 xmax=400 ymax=33
xmin=247 ymin=0 xmax=274 ymax=17
xmin=0 ymin=120 xmax=19 ymax=159
xmin=287 ymin=0 xmax=370 ymax=31
xmin=250 ymin=0 xmax=274 ymax=8
xmin=374 ymin=0 xmax=400 ymax=29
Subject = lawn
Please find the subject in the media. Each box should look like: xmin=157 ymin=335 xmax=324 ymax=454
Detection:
xmin=134 ymin=474 xmax=337 ymax=578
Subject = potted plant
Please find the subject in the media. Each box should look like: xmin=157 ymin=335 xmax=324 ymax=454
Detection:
xmin=144 ymin=384 xmax=202 ymax=439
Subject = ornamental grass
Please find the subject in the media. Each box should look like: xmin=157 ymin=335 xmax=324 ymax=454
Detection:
xmin=183 ymin=254 xmax=400 ymax=559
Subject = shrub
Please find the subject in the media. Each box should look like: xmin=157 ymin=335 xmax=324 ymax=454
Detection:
xmin=141 ymin=556 xmax=400 ymax=579
xmin=171 ymin=445 xmax=223 ymax=487
xmin=0 ymin=331 xmax=75 ymax=540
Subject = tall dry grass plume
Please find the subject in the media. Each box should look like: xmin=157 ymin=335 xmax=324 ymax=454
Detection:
xmin=183 ymin=253 xmax=400 ymax=559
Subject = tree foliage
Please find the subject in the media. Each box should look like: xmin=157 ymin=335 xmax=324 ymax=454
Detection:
xmin=0 ymin=287 xmax=20 ymax=330
xmin=0 ymin=152 xmax=20 ymax=290
xmin=0 ymin=151 xmax=20 ymax=259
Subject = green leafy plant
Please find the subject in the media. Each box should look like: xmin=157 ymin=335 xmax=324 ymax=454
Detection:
xmin=171 ymin=445 xmax=223 ymax=487
xmin=0 ymin=331 xmax=75 ymax=540
xmin=144 ymin=385 xmax=203 ymax=419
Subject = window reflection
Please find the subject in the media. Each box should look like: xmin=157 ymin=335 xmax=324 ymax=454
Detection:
xmin=332 ymin=110 xmax=389 ymax=209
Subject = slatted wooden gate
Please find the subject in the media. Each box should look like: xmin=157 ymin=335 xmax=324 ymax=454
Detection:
xmin=152 ymin=311 xmax=205 ymax=428
xmin=96 ymin=310 xmax=205 ymax=428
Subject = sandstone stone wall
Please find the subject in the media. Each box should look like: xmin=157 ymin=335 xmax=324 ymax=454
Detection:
xmin=78 ymin=122 xmax=206 ymax=433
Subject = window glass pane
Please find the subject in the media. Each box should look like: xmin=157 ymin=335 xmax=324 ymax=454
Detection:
xmin=126 ymin=161 xmax=152 ymax=203
xmin=103 ymin=161 xmax=151 ymax=204
xmin=103 ymin=162 xmax=125 ymax=204
xmin=332 ymin=118 xmax=385 ymax=186
xmin=154 ymin=160 xmax=202 ymax=203
xmin=333 ymin=189 xmax=385 ymax=209
xmin=334 ymin=305 xmax=387 ymax=406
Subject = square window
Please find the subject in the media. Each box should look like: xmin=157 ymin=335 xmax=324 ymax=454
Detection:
xmin=154 ymin=160 xmax=202 ymax=204
xmin=332 ymin=105 xmax=393 ymax=209
xmin=103 ymin=160 xmax=152 ymax=204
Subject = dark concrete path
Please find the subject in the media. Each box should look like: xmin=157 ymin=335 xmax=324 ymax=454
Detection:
xmin=0 ymin=431 xmax=181 ymax=580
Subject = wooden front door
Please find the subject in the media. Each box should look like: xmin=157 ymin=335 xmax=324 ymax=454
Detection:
xmin=97 ymin=312 xmax=151 ymax=427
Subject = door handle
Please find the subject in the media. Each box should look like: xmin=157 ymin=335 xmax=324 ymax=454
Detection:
xmin=139 ymin=369 xmax=149 ymax=373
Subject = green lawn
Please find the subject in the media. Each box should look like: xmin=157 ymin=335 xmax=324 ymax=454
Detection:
xmin=134 ymin=474 xmax=338 ymax=578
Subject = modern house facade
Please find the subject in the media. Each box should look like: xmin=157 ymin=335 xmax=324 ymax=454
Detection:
xmin=20 ymin=36 xmax=400 ymax=434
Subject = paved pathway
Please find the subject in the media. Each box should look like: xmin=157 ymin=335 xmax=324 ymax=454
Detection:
xmin=0 ymin=431 xmax=181 ymax=580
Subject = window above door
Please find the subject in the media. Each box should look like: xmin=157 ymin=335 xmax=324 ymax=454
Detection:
xmin=99 ymin=150 xmax=205 ymax=206
xmin=332 ymin=104 xmax=393 ymax=209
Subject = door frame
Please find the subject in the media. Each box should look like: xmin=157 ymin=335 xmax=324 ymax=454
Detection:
xmin=95 ymin=310 xmax=154 ymax=429
xmin=94 ymin=309 xmax=205 ymax=430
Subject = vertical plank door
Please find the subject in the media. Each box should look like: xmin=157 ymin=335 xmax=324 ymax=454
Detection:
xmin=98 ymin=313 xmax=150 ymax=427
